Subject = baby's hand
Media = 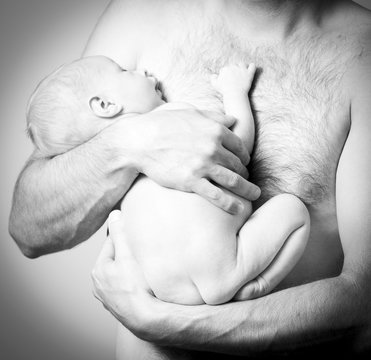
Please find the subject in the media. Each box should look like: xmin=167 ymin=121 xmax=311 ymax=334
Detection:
xmin=211 ymin=63 xmax=256 ymax=94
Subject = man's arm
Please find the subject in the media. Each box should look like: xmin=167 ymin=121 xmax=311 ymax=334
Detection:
xmin=10 ymin=110 xmax=257 ymax=258
xmin=91 ymin=57 xmax=371 ymax=355
xmin=9 ymin=0 xmax=259 ymax=258
xmin=9 ymin=119 xmax=137 ymax=258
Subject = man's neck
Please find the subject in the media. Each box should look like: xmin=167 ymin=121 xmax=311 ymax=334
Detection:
xmin=206 ymin=0 xmax=329 ymax=43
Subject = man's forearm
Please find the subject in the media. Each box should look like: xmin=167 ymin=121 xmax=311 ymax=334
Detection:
xmin=10 ymin=107 xmax=260 ymax=258
xmin=9 ymin=124 xmax=139 ymax=258
xmin=148 ymin=274 xmax=369 ymax=355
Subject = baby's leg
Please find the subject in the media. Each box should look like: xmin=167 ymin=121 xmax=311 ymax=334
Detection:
xmin=233 ymin=193 xmax=310 ymax=300
xmin=185 ymin=193 xmax=309 ymax=305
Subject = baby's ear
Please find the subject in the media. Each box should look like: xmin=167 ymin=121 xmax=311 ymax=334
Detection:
xmin=89 ymin=96 xmax=123 ymax=118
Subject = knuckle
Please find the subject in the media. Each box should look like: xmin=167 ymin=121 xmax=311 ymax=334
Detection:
xmin=191 ymin=157 xmax=206 ymax=173
xmin=204 ymin=141 xmax=219 ymax=158
xmin=184 ymin=174 xmax=198 ymax=191
xmin=227 ymin=173 xmax=239 ymax=188
xmin=211 ymin=124 xmax=224 ymax=141
xmin=209 ymin=187 xmax=222 ymax=201
xmin=230 ymin=158 xmax=241 ymax=173
xmin=257 ymin=276 xmax=268 ymax=294
xmin=223 ymin=199 xmax=235 ymax=213
xmin=209 ymin=165 xmax=221 ymax=178
xmin=91 ymin=267 xmax=99 ymax=279
xmin=235 ymin=138 xmax=244 ymax=154
xmin=236 ymin=162 xmax=246 ymax=175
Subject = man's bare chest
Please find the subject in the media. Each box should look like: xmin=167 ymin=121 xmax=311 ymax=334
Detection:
xmin=137 ymin=25 xmax=353 ymax=207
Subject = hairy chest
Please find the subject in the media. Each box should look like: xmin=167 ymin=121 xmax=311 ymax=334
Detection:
xmin=137 ymin=21 xmax=354 ymax=207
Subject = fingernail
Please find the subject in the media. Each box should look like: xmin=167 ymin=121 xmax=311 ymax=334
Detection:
xmin=254 ymin=187 xmax=261 ymax=199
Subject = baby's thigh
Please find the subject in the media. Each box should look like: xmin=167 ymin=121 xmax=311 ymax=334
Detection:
xmin=239 ymin=194 xmax=309 ymax=267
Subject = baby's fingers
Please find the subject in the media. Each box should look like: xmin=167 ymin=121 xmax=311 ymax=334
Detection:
xmin=192 ymin=178 xmax=244 ymax=214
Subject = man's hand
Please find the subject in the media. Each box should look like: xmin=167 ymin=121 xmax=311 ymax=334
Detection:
xmin=91 ymin=211 xmax=160 ymax=339
xmin=109 ymin=108 xmax=260 ymax=214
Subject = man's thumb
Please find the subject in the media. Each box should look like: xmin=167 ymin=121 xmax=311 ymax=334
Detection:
xmin=108 ymin=210 xmax=132 ymax=259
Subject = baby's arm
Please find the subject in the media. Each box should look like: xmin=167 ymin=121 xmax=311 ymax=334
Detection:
xmin=212 ymin=63 xmax=256 ymax=154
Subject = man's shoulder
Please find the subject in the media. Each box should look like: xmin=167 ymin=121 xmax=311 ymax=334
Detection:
xmin=326 ymin=2 xmax=371 ymax=105
xmin=340 ymin=1 xmax=371 ymax=41
xmin=111 ymin=0 xmax=174 ymax=13
xmin=84 ymin=0 xmax=173 ymax=68
xmin=323 ymin=1 xmax=371 ymax=41
xmin=349 ymin=2 xmax=371 ymax=59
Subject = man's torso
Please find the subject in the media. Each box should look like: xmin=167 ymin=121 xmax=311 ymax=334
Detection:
xmin=130 ymin=1 xmax=365 ymax=288
xmin=105 ymin=0 xmax=370 ymax=358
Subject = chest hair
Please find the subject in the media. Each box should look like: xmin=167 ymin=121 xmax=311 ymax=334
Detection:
xmin=138 ymin=14 xmax=360 ymax=206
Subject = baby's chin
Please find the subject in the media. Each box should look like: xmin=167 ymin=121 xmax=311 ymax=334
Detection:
xmin=156 ymin=88 xmax=164 ymax=98
xmin=157 ymin=95 xmax=166 ymax=104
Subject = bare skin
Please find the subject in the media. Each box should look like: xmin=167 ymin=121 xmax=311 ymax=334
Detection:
xmin=91 ymin=0 xmax=371 ymax=358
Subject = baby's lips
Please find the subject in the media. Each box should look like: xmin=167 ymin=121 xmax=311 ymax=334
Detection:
xmin=148 ymin=75 xmax=157 ymax=84
xmin=149 ymin=76 xmax=162 ymax=92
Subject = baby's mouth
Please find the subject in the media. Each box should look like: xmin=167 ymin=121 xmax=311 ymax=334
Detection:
xmin=147 ymin=74 xmax=165 ymax=100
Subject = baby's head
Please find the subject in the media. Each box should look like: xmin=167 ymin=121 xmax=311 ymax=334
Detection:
xmin=27 ymin=56 xmax=164 ymax=155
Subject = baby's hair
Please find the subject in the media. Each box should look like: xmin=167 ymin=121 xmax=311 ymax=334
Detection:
xmin=26 ymin=58 xmax=101 ymax=156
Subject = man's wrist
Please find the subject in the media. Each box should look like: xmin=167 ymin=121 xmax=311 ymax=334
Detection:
xmin=132 ymin=296 xmax=178 ymax=344
xmin=97 ymin=117 xmax=148 ymax=175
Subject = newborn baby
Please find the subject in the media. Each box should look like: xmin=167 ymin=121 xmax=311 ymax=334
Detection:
xmin=27 ymin=56 xmax=165 ymax=156
xmin=27 ymin=55 xmax=310 ymax=305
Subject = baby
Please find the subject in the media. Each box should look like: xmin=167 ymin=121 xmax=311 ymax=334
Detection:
xmin=27 ymin=56 xmax=165 ymax=156
xmin=27 ymin=55 xmax=310 ymax=305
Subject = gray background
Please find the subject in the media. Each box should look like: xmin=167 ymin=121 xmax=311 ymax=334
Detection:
xmin=0 ymin=1 xmax=370 ymax=359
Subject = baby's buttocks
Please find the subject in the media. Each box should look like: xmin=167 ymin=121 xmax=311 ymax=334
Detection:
xmin=120 ymin=174 xmax=251 ymax=305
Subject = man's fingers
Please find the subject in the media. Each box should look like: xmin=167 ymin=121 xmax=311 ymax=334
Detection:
xmin=209 ymin=166 xmax=261 ymax=201
xmin=192 ymin=178 xmax=244 ymax=214
xmin=201 ymin=110 xmax=236 ymax=128
xmin=96 ymin=237 xmax=115 ymax=264
xmin=108 ymin=210 xmax=124 ymax=245
xmin=218 ymin=148 xmax=249 ymax=179
xmin=108 ymin=210 xmax=133 ymax=260
xmin=220 ymin=127 xmax=250 ymax=165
